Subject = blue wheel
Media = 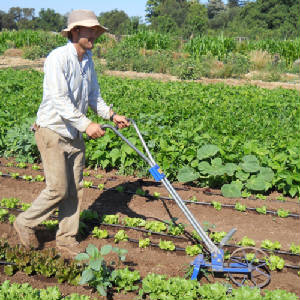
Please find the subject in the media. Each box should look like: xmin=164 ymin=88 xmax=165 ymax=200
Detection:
xmin=228 ymin=247 xmax=271 ymax=288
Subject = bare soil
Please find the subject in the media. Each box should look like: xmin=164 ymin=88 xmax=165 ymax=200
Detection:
xmin=0 ymin=52 xmax=299 ymax=91
xmin=0 ymin=157 xmax=299 ymax=299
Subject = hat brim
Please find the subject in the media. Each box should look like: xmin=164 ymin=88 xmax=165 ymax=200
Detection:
xmin=61 ymin=22 xmax=108 ymax=38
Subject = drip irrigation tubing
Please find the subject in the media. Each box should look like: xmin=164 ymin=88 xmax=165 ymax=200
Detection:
xmin=2 ymin=203 xmax=300 ymax=259
xmin=1 ymin=172 xmax=299 ymax=219
xmin=1 ymin=162 xmax=299 ymax=206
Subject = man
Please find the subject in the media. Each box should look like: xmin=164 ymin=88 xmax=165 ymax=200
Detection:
xmin=14 ymin=9 xmax=130 ymax=256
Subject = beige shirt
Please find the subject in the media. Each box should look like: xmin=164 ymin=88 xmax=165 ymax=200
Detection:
xmin=36 ymin=42 xmax=110 ymax=139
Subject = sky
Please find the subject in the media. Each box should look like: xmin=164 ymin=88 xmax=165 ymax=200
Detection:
xmin=1 ymin=0 xmax=149 ymax=19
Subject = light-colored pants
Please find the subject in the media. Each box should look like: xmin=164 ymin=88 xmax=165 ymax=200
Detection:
xmin=16 ymin=127 xmax=85 ymax=244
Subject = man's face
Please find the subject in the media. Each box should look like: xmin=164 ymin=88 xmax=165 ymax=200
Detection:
xmin=74 ymin=26 xmax=98 ymax=50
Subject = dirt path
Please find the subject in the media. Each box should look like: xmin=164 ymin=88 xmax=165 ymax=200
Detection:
xmin=1 ymin=54 xmax=299 ymax=91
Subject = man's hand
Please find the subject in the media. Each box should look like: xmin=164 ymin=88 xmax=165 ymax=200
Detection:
xmin=112 ymin=114 xmax=130 ymax=129
xmin=85 ymin=122 xmax=106 ymax=139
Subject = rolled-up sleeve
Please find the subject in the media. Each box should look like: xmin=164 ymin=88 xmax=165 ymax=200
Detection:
xmin=44 ymin=54 xmax=92 ymax=132
xmin=88 ymin=62 xmax=111 ymax=120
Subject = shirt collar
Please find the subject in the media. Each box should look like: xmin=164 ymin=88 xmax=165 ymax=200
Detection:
xmin=67 ymin=42 xmax=91 ymax=61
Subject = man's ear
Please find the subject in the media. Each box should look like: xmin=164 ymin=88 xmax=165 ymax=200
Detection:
xmin=70 ymin=28 xmax=79 ymax=42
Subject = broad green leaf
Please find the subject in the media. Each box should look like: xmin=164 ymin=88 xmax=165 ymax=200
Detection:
xmin=86 ymin=244 xmax=99 ymax=258
xmin=89 ymin=258 xmax=102 ymax=271
xmin=235 ymin=170 xmax=250 ymax=181
xmin=100 ymin=244 xmax=112 ymax=256
xmin=75 ymin=253 xmax=89 ymax=261
xmin=246 ymin=176 xmax=268 ymax=191
xmin=259 ymin=167 xmax=274 ymax=182
xmin=206 ymin=165 xmax=225 ymax=176
xmin=97 ymin=285 xmax=107 ymax=297
xmin=240 ymin=155 xmax=260 ymax=173
xmin=79 ymin=269 xmax=94 ymax=284
xmin=221 ymin=182 xmax=242 ymax=198
xmin=224 ymin=163 xmax=238 ymax=176
xmin=197 ymin=144 xmax=220 ymax=160
xmin=211 ymin=157 xmax=222 ymax=167
xmin=177 ymin=166 xmax=199 ymax=182
xmin=109 ymin=148 xmax=121 ymax=164
xmin=197 ymin=161 xmax=211 ymax=172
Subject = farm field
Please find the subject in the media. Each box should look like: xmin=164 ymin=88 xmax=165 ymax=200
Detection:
xmin=0 ymin=66 xmax=299 ymax=299
xmin=0 ymin=157 xmax=299 ymax=299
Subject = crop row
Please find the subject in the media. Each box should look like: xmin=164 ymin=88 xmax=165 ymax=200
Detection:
xmin=0 ymin=239 xmax=298 ymax=300
xmin=1 ymin=170 xmax=299 ymax=220
xmin=0 ymin=69 xmax=299 ymax=197
xmin=1 ymin=195 xmax=299 ymax=261
xmin=1 ymin=30 xmax=299 ymax=66
xmin=2 ymin=159 xmax=299 ymax=206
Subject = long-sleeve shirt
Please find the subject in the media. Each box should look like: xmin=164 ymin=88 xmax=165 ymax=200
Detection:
xmin=36 ymin=42 xmax=111 ymax=140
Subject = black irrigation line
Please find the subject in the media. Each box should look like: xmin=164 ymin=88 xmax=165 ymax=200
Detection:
xmin=1 ymin=171 xmax=299 ymax=219
xmin=1 ymin=162 xmax=299 ymax=206
xmin=1 ymin=208 xmax=300 ymax=270
xmin=2 ymin=202 xmax=300 ymax=260
xmin=203 ymin=189 xmax=300 ymax=206
xmin=1 ymin=173 xmax=300 ymax=259
xmin=90 ymin=232 xmax=300 ymax=270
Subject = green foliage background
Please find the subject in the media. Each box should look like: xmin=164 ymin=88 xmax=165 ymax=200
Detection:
xmin=0 ymin=68 xmax=299 ymax=196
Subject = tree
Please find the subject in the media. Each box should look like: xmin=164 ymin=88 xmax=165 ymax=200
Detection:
xmin=34 ymin=8 xmax=66 ymax=32
xmin=98 ymin=9 xmax=131 ymax=35
xmin=183 ymin=1 xmax=208 ymax=38
xmin=207 ymin=0 xmax=226 ymax=19
xmin=227 ymin=0 xmax=239 ymax=8
xmin=151 ymin=15 xmax=178 ymax=33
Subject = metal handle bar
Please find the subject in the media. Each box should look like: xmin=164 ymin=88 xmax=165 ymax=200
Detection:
xmin=101 ymin=119 xmax=222 ymax=256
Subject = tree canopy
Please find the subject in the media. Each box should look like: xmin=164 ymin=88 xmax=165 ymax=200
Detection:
xmin=0 ymin=1 xmax=299 ymax=39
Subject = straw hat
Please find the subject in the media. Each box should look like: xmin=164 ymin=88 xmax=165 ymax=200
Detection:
xmin=61 ymin=9 xmax=108 ymax=38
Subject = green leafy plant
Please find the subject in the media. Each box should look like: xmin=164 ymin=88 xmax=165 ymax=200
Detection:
xmin=83 ymin=180 xmax=93 ymax=188
xmin=212 ymin=201 xmax=222 ymax=211
xmin=136 ymin=187 xmax=146 ymax=196
xmin=16 ymin=162 xmax=27 ymax=168
xmin=185 ymin=244 xmax=203 ymax=256
xmin=209 ymin=231 xmax=227 ymax=243
xmin=42 ymin=220 xmax=58 ymax=230
xmin=153 ymin=192 xmax=161 ymax=199
xmin=115 ymin=186 xmax=124 ymax=193
xmin=289 ymin=243 xmax=300 ymax=254
xmin=75 ymin=244 xmax=123 ymax=297
xmin=277 ymin=208 xmax=289 ymax=218
xmin=123 ymin=217 xmax=146 ymax=227
xmin=33 ymin=175 xmax=45 ymax=182
xmin=92 ymin=227 xmax=109 ymax=239
xmin=265 ymin=255 xmax=285 ymax=270
xmin=139 ymin=238 xmax=150 ymax=248
xmin=0 ymin=197 xmax=20 ymax=208
xmin=102 ymin=214 xmax=119 ymax=224
xmin=8 ymin=214 xmax=16 ymax=224
xmin=158 ymin=240 xmax=175 ymax=251
xmin=111 ymin=267 xmax=140 ymax=293
xmin=237 ymin=236 xmax=256 ymax=247
xmin=261 ymin=239 xmax=281 ymax=251
xmin=256 ymin=205 xmax=267 ymax=214
xmin=80 ymin=209 xmax=99 ymax=222
xmin=114 ymin=230 xmax=128 ymax=243
xmin=95 ymin=174 xmax=104 ymax=179
xmin=0 ymin=209 xmax=9 ymax=222
xmin=22 ymin=175 xmax=33 ymax=181
xmin=235 ymin=202 xmax=246 ymax=212
xmin=32 ymin=164 xmax=41 ymax=170
xmin=97 ymin=183 xmax=104 ymax=190
xmin=145 ymin=221 xmax=167 ymax=233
